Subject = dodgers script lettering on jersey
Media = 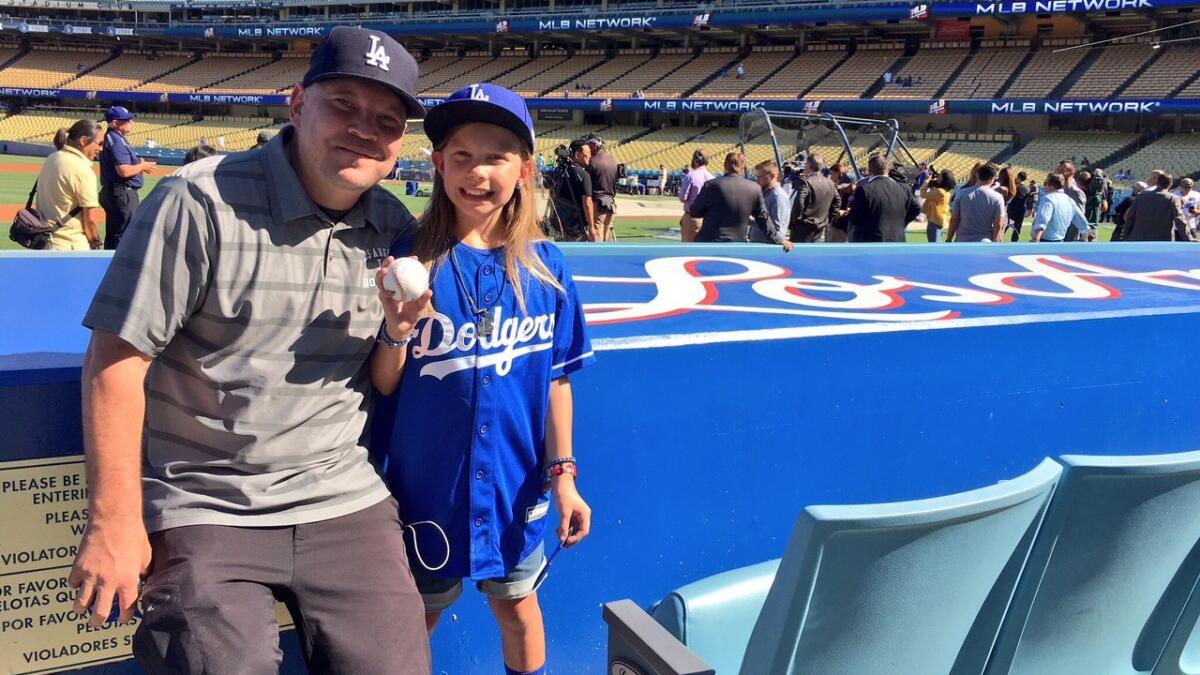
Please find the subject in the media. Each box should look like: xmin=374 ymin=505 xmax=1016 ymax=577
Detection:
xmin=411 ymin=306 xmax=556 ymax=379
xmin=378 ymin=240 xmax=594 ymax=580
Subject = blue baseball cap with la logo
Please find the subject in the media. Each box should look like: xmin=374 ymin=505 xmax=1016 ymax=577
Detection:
xmin=104 ymin=105 xmax=135 ymax=122
xmin=303 ymin=26 xmax=424 ymax=119
xmin=423 ymin=83 xmax=535 ymax=152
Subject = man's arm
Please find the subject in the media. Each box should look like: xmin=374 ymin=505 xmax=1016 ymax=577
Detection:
xmin=1030 ymin=198 xmax=1053 ymax=242
xmin=69 ymin=176 xmax=213 ymax=628
xmin=69 ymin=330 xmax=153 ymax=628
xmin=904 ymin=189 xmax=922 ymax=226
xmin=848 ymin=184 xmax=867 ymax=229
xmin=1123 ymin=200 xmax=1137 ymax=240
xmin=1069 ymin=202 xmax=1091 ymax=240
xmin=828 ymin=183 xmax=842 ymax=222
xmin=581 ymin=176 xmax=595 ymax=233
xmin=72 ymin=172 xmax=103 ymax=248
xmin=991 ymin=197 xmax=1005 ymax=242
xmin=546 ymin=376 xmax=589 ymax=546
xmin=688 ymin=181 xmax=713 ymax=218
xmin=578 ymin=170 xmax=595 ymax=239
xmin=677 ymin=173 xmax=692 ymax=205
xmin=758 ymin=191 xmax=785 ymax=246
xmin=80 ymin=207 xmax=104 ymax=248
xmin=947 ymin=195 xmax=960 ymax=242
xmin=1173 ymin=197 xmax=1191 ymax=241
xmin=114 ymin=160 xmax=156 ymax=180
xmin=789 ymin=178 xmax=811 ymax=232
xmin=112 ymin=140 xmax=156 ymax=180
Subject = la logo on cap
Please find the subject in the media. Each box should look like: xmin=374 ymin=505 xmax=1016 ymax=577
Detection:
xmin=470 ymin=85 xmax=490 ymax=102
xmin=365 ymin=35 xmax=390 ymax=71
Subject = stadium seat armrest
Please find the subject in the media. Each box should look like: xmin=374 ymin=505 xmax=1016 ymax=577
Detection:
xmin=603 ymin=600 xmax=716 ymax=675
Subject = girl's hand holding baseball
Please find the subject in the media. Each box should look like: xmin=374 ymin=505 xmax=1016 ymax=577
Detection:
xmin=375 ymin=256 xmax=432 ymax=340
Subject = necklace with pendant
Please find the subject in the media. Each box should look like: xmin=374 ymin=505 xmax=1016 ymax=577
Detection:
xmin=449 ymin=247 xmax=496 ymax=335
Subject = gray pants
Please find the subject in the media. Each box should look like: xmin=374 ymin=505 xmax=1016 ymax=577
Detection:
xmin=133 ymin=497 xmax=431 ymax=675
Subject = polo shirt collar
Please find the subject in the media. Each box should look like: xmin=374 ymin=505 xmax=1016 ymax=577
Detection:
xmin=62 ymin=145 xmax=89 ymax=163
xmin=260 ymin=125 xmax=384 ymax=232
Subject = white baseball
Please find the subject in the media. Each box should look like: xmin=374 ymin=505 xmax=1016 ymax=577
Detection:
xmin=381 ymin=257 xmax=428 ymax=303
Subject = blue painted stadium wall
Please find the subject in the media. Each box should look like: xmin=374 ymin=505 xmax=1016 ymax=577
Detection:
xmin=1 ymin=244 xmax=1198 ymax=673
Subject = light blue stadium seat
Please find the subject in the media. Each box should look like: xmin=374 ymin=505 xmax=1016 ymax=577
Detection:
xmin=628 ymin=459 xmax=1062 ymax=675
xmin=736 ymin=458 xmax=1061 ymax=675
xmin=987 ymin=449 xmax=1200 ymax=675
xmin=1156 ymin=590 xmax=1200 ymax=675
xmin=649 ymin=560 xmax=780 ymax=675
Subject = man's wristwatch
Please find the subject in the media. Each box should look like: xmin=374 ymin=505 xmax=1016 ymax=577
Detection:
xmin=377 ymin=321 xmax=413 ymax=349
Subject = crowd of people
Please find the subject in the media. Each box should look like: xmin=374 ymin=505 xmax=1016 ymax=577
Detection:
xmin=668 ymin=149 xmax=1199 ymax=246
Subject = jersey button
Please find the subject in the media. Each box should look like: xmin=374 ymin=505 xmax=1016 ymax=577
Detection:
xmin=482 ymin=375 xmax=492 ymax=385
xmin=483 ymin=266 xmax=493 ymax=276
xmin=475 ymin=470 xmax=484 ymax=480
xmin=474 ymin=518 xmax=483 ymax=527
xmin=479 ymin=424 xmax=488 ymax=436
xmin=484 ymin=293 xmax=493 ymax=303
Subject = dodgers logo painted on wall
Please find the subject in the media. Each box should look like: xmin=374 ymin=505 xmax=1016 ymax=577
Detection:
xmin=570 ymin=248 xmax=1200 ymax=349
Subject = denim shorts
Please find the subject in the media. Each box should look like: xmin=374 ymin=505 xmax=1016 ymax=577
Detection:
xmin=411 ymin=541 xmax=546 ymax=613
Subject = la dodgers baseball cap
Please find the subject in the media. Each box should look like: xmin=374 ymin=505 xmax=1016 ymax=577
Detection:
xmin=303 ymin=26 xmax=424 ymax=119
xmin=104 ymin=106 xmax=135 ymax=122
xmin=423 ymin=83 xmax=535 ymax=152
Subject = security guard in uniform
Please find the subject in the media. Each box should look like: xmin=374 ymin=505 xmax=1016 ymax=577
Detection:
xmin=99 ymin=106 xmax=156 ymax=250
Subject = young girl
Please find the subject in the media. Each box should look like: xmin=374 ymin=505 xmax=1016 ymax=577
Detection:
xmin=370 ymin=83 xmax=594 ymax=675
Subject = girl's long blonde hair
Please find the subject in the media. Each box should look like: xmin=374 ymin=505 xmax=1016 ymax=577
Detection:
xmin=413 ymin=142 xmax=563 ymax=314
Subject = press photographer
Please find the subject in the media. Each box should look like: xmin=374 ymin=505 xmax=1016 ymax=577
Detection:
xmin=546 ymin=138 xmax=595 ymax=241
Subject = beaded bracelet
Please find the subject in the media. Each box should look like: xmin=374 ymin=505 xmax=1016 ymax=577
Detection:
xmin=376 ymin=320 xmax=414 ymax=349
xmin=542 ymin=457 xmax=578 ymax=486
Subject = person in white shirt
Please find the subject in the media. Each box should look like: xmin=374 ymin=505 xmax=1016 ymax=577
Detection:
xmin=1174 ymin=177 xmax=1200 ymax=236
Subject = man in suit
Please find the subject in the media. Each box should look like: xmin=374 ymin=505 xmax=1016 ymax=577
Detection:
xmin=1124 ymin=173 xmax=1192 ymax=242
xmin=788 ymin=153 xmax=840 ymax=243
xmin=689 ymin=152 xmax=770 ymax=242
xmin=847 ymin=154 xmax=921 ymax=242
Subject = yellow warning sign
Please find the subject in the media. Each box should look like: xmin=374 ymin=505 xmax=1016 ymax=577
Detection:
xmin=0 ymin=456 xmax=135 ymax=674
xmin=1 ymin=456 xmax=293 ymax=674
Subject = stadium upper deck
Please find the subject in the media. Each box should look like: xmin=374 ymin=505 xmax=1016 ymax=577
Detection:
xmin=0 ymin=0 xmax=1193 ymax=42
xmin=0 ymin=38 xmax=1194 ymax=106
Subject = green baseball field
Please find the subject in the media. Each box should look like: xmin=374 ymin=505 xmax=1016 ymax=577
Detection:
xmin=0 ymin=153 xmax=1115 ymax=249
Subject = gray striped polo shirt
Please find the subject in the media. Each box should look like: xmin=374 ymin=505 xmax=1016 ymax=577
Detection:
xmin=83 ymin=127 xmax=416 ymax=532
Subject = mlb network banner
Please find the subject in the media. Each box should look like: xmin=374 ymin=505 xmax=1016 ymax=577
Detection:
xmin=515 ymin=97 xmax=1200 ymax=117
xmin=157 ymin=0 xmax=1191 ymax=39
xmin=0 ymin=88 xmax=290 ymax=106
xmin=0 ymin=87 xmax=1192 ymax=116
xmin=5 ymin=0 xmax=1193 ymax=41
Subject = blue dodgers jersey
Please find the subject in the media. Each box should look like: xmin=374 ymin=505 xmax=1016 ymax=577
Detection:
xmin=382 ymin=239 xmax=594 ymax=580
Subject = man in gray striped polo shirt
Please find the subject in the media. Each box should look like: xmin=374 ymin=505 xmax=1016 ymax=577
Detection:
xmin=69 ymin=27 xmax=432 ymax=674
